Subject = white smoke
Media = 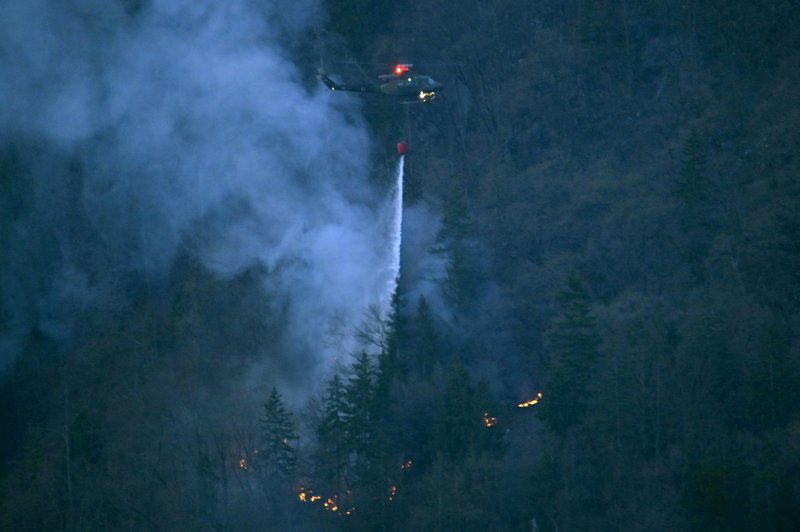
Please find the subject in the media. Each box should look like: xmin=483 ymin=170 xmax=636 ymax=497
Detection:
xmin=400 ymin=201 xmax=450 ymax=318
xmin=0 ymin=0 xmax=394 ymax=378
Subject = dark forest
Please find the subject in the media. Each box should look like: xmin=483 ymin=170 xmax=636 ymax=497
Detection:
xmin=2 ymin=1 xmax=799 ymax=530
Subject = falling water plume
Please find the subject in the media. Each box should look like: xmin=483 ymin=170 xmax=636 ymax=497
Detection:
xmin=384 ymin=155 xmax=404 ymax=314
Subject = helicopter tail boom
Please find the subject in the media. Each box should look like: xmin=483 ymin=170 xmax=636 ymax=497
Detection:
xmin=317 ymin=71 xmax=376 ymax=93
xmin=318 ymin=72 xmax=339 ymax=91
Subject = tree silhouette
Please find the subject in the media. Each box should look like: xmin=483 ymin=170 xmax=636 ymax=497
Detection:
xmin=539 ymin=273 xmax=601 ymax=433
xmin=315 ymin=374 xmax=349 ymax=495
xmin=260 ymin=387 xmax=298 ymax=479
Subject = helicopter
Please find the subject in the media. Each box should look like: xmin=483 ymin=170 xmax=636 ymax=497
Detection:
xmin=318 ymin=64 xmax=444 ymax=103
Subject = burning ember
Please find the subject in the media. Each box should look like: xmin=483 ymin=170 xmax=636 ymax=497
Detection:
xmin=297 ymin=487 xmax=347 ymax=514
xmin=324 ymin=498 xmax=339 ymax=512
xmin=298 ymin=488 xmax=322 ymax=503
xmin=483 ymin=412 xmax=497 ymax=427
xmin=518 ymin=392 xmax=543 ymax=408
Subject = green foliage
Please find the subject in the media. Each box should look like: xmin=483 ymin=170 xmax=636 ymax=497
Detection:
xmin=4 ymin=0 xmax=800 ymax=530
xmin=433 ymin=194 xmax=486 ymax=319
xmin=539 ymin=273 xmax=600 ymax=433
xmin=685 ymin=451 xmax=740 ymax=531
xmin=408 ymin=454 xmax=508 ymax=532
xmin=325 ymin=0 xmax=396 ymax=55
xmin=315 ymin=351 xmax=392 ymax=528
xmin=407 ymin=296 xmax=440 ymax=376
xmin=344 ymin=352 xmax=378 ymax=460
xmin=435 ymin=359 xmax=504 ymax=462
xmin=260 ymin=387 xmax=298 ymax=479
xmin=315 ymin=374 xmax=348 ymax=488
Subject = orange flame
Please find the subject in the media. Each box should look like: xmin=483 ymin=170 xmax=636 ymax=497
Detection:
xmin=518 ymin=392 xmax=543 ymax=408
xmin=324 ymin=497 xmax=339 ymax=512
xmin=298 ymin=487 xmax=342 ymax=513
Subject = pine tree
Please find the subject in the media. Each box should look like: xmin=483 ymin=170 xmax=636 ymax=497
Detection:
xmin=315 ymin=374 xmax=349 ymax=493
xmin=436 ymin=358 xmax=503 ymax=462
xmin=409 ymin=296 xmax=440 ymax=376
xmin=260 ymin=387 xmax=298 ymax=479
xmin=433 ymin=194 xmax=484 ymax=319
xmin=342 ymin=352 xmax=396 ymax=530
xmin=344 ymin=352 xmax=378 ymax=461
xmin=438 ymin=359 xmax=476 ymax=461
xmin=376 ymin=287 xmax=403 ymax=396
xmin=539 ymin=273 xmax=601 ymax=433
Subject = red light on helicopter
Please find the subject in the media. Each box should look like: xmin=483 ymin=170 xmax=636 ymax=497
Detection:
xmin=394 ymin=64 xmax=409 ymax=76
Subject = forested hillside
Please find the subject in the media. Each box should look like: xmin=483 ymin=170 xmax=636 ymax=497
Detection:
xmin=2 ymin=1 xmax=799 ymax=530
xmin=316 ymin=1 xmax=800 ymax=529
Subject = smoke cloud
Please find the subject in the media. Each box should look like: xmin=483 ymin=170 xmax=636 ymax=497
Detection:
xmin=400 ymin=202 xmax=449 ymax=316
xmin=0 ymin=0 xmax=395 ymax=382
